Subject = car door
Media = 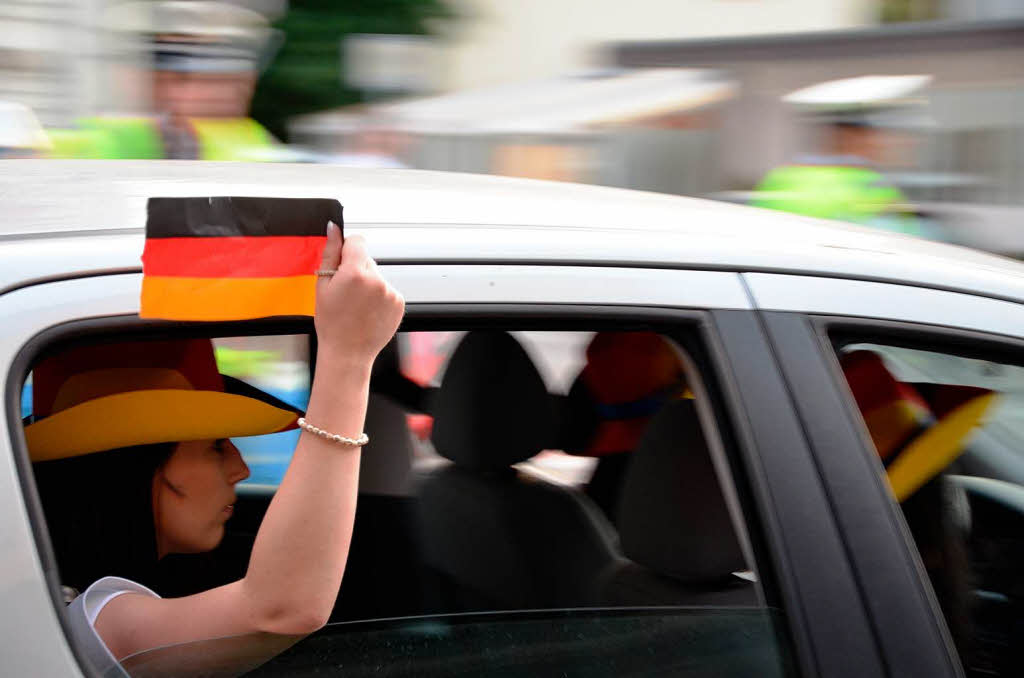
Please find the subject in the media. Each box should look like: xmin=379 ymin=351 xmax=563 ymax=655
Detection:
xmin=3 ymin=264 xmax=882 ymax=677
xmin=747 ymin=272 xmax=1024 ymax=678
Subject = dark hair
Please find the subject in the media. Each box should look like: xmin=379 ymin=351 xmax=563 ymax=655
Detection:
xmin=33 ymin=443 xmax=176 ymax=594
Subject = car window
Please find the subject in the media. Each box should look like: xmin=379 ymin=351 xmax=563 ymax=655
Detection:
xmin=231 ymin=328 xmax=794 ymax=676
xmin=832 ymin=341 xmax=1024 ymax=678
xmin=212 ymin=335 xmax=311 ymax=488
xmin=25 ymin=327 xmax=796 ymax=677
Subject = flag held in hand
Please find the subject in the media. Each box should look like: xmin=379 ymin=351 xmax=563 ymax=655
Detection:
xmin=140 ymin=196 xmax=343 ymax=320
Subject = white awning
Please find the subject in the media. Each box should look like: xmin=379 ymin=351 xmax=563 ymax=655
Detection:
xmin=295 ymin=68 xmax=735 ymax=137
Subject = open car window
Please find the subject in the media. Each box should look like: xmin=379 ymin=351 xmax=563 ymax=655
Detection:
xmin=25 ymin=325 xmax=797 ymax=678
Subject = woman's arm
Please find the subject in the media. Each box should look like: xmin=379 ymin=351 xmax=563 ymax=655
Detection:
xmin=96 ymin=225 xmax=405 ymax=658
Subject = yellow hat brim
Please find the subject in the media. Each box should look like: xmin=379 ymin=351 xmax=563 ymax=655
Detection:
xmin=26 ymin=389 xmax=297 ymax=462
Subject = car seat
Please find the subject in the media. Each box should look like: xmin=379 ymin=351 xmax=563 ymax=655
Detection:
xmin=599 ymin=398 xmax=756 ymax=606
xmin=416 ymin=331 xmax=618 ymax=612
xmin=331 ymin=340 xmax=428 ymax=621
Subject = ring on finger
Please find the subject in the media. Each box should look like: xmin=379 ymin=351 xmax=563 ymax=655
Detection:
xmin=316 ymin=269 xmax=337 ymax=277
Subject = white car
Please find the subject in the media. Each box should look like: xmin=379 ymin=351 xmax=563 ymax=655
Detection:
xmin=2 ymin=161 xmax=1022 ymax=678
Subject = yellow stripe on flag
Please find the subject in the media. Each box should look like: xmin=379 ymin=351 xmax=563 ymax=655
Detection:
xmin=141 ymin=275 xmax=317 ymax=320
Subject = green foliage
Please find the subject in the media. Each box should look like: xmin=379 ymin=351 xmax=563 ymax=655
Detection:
xmin=251 ymin=0 xmax=454 ymax=140
xmin=879 ymin=0 xmax=941 ymax=23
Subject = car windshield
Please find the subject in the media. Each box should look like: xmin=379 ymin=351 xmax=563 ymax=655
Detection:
xmin=118 ymin=607 xmax=789 ymax=678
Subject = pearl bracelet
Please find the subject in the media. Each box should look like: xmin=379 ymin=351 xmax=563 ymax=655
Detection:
xmin=297 ymin=417 xmax=369 ymax=447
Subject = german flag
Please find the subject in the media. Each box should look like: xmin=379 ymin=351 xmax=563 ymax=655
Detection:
xmin=140 ymin=197 xmax=342 ymax=320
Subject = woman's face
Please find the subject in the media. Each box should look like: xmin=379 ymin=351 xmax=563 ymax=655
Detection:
xmin=152 ymin=438 xmax=250 ymax=557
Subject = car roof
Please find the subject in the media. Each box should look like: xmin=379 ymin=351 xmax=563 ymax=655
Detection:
xmin=2 ymin=160 xmax=1023 ymax=303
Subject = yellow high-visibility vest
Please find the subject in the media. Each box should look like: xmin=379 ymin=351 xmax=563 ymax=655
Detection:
xmin=189 ymin=117 xmax=276 ymax=161
xmin=68 ymin=116 xmax=276 ymax=161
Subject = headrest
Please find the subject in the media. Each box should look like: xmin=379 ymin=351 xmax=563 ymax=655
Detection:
xmin=359 ymin=394 xmax=413 ymax=496
xmin=431 ymin=332 xmax=556 ymax=471
xmin=561 ymin=332 xmax=688 ymax=457
xmin=617 ymin=399 xmax=745 ymax=582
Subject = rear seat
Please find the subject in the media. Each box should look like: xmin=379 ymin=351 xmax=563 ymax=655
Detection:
xmin=416 ymin=331 xmax=618 ymax=611
xmin=331 ymin=338 xmax=432 ymax=622
xmin=599 ymin=398 xmax=756 ymax=606
xmin=330 ymin=392 xmax=426 ymax=621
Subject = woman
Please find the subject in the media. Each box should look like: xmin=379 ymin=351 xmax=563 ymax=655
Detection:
xmin=28 ymin=224 xmax=404 ymax=673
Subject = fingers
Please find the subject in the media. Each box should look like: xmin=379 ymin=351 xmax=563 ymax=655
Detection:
xmin=313 ymin=231 xmax=404 ymax=360
xmin=320 ymin=221 xmax=342 ymax=273
xmin=339 ymin=234 xmax=369 ymax=274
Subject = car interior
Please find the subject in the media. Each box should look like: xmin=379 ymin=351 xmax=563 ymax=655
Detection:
xmin=155 ymin=328 xmax=756 ymax=616
xmin=21 ymin=319 xmax=1024 ymax=677
xmin=21 ymin=323 xmax=781 ymax=676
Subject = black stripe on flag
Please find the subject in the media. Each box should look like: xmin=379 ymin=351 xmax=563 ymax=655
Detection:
xmin=147 ymin=197 xmax=344 ymax=239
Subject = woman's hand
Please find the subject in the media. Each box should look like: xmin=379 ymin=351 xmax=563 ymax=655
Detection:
xmin=315 ymin=222 xmax=404 ymax=364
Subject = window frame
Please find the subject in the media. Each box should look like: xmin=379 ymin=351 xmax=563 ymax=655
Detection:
xmin=763 ymin=310 xmax=1024 ymax=678
xmin=711 ymin=310 xmax=888 ymax=678
xmin=4 ymin=292 xmax=865 ymax=678
xmin=5 ymin=314 xmax=316 ymax=678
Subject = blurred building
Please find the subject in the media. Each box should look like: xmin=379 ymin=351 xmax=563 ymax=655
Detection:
xmin=296 ymin=10 xmax=1024 ymax=256
xmin=302 ymin=0 xmax=879 ymax=190
xmin=441 ymin=0 xmax=877 ymax=91
xmin=0 ymin=1 xmax=102 ymax=126
xmin=293 ymin=67 xmax=735 ymax=195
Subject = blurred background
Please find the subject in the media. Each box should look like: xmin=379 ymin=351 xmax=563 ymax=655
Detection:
xmin=2 ymin=0 xmax=1022 ymax=256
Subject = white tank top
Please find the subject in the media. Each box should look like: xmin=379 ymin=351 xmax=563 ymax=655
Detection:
xmin=66 ymin=576 xmax=160 ymax=678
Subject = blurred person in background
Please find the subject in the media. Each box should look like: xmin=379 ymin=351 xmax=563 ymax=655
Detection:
xmin=752 ymin=75 xmax=932 ymax=237
xmin=66 ymin=1 xmax=281 ymax=161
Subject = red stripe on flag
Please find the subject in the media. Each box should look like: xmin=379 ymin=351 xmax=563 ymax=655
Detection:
xmin=142 ymin=236 xmax=326 ymax=278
